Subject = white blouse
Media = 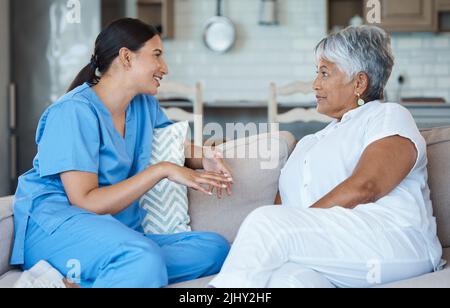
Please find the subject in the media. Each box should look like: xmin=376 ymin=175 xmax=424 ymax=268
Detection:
xmin=279 ymin=100 xmax=442 ymax=267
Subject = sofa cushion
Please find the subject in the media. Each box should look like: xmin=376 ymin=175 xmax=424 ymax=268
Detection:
xmin=0 ymin=270 xmax=21 ymax=288
xmin=0 ymin=196 xmax=14 ymax=276
xmin=187 ymin=131 xmax=296 ymax=242
xmin=378 ymin=248 xmax=450 ymax=288
xmin=167 ymin=275 xmax=214 ymax=288
xmin=168 ymin=248 xmax=450 ymax=289
xmin=421 ymin=127 xmax=450 ymax=248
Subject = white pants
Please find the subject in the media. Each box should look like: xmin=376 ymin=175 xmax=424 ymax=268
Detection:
xmin=210 ymin=205 xmax=434 ymax=288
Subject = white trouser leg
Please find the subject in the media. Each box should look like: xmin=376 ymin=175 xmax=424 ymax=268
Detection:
xmin=267 ymin=263 xmax=335 ymax=288
xmin=210 ymin=205 xmax=433 ymax=288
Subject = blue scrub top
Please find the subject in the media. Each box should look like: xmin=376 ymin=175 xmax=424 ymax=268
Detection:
xmin=10 ymin=83 xmax=173 ymax=265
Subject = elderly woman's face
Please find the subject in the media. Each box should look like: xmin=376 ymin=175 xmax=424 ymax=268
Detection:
xmin=313 ymin=59 xmax=357 ymax=120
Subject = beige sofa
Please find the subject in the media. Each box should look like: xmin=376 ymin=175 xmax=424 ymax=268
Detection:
xmin=0 ymin=129 xmax=449 ymax=288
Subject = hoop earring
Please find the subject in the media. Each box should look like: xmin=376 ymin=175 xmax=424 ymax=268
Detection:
xmin=357 ymin=93 xmax=365 ymax=107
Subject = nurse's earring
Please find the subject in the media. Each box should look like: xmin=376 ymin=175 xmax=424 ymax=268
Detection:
xmin=357 ymin=93 xmax=365 ymax=107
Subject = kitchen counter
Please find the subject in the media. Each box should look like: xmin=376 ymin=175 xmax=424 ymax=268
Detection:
xmin=161 ymin=100 xmax=450 ymax=110
xmin=160 ymin=100 xmax=450 ymax=140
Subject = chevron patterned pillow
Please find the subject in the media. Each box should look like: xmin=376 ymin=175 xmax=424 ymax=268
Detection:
xmin=140 ymin=121 xmax=192 ymax=234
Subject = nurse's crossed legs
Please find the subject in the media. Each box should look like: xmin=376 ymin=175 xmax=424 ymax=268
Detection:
xmin=12 ymin=19 xmax=234 ymax=288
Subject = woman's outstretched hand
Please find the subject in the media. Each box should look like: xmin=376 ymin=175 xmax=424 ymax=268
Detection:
xmin=202 ymin=148 xmax=234 ymax=198
xmin=164 ymin=162 xmax=233 ymax=196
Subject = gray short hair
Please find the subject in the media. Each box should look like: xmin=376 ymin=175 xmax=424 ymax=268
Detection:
xmin=315 ymin=26 xmax=395 ymax=102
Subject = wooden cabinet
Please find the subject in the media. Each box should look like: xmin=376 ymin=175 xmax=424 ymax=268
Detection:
xmin=327 ymin=0 xmax=364 ymax=33
xmin=365 ymin=0 xmax=436 ymax=32
xmin=437 ymin=0 xmax=450 ymax=10
xmin=437 ymin=0 xmax=450 ymax=31
xmin=101 ymin=0 xmax=174 ymax=39
xmin=102 ymin=0 xmax=126 ymax=29
xmin=327 ymin=0 xmax=447 ymax=33
xmin=137 ymin=0 xmax=174 ymax=39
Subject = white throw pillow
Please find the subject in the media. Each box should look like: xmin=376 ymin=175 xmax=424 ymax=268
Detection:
xmin=140 ymin=121 xmax=192 ymax=234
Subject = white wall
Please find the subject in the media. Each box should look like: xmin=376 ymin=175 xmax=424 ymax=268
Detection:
xmin=164 ymin=0 xmax=327 ymax=102
xmin=163 ymin=0 xmax=450 ymax=103
xmin=390 ymin=33 xmax=450 ymax=102
xmin=0 ymin=0 xmax=10 ymax=196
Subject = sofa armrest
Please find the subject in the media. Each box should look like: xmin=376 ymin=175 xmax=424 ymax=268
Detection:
xmin=0 ymin=196 xmax=15 ymax=276
xmin=188 ymin=131 xmax=297 ymax=242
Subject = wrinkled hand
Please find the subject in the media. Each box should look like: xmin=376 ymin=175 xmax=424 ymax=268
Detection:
xmin=202 ymin=148 xmax=233 ymax=198
xmin=167 ymin=163 xmax=232 ymax=196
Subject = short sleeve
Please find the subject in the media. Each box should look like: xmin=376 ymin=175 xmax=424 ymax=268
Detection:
xmin=37 ymin=102 xmax=100 ymax=178
xmin=363 ymin=103 xmax=426 ymax=169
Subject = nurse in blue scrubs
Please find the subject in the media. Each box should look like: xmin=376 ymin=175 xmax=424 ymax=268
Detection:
xmin=10 ymin=18 xmax=233 ymax=288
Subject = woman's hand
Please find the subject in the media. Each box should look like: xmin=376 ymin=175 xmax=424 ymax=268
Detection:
xmin=202 ymin=148 xmax=234 ymax=198
xmin=164 ymin=162 xmax=232 ymax=196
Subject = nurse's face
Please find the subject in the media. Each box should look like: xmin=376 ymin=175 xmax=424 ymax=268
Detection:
xmin=129 ymin=35 xmax=169 ymax=95
xmin=313 ymin=59 xmax=358 ymax=120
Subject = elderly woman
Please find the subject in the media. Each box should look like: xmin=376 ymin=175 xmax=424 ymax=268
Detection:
xmin=210 ymin=26 xmax=443 ymax=288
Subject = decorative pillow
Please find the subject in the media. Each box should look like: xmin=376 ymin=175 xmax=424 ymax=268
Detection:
xmin=140 ymin=121 xmax=192 ymax=234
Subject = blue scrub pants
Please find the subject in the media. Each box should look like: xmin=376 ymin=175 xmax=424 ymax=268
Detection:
xmin=23 ymin=213 xmax=230 ymax=288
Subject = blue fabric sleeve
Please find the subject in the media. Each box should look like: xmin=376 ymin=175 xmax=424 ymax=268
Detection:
xmin=37 ymin=101 xmax=100 ymax=178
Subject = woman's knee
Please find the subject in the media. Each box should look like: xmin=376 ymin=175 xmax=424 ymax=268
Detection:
xmin=102 ymin=240 xmax=168 ymax=287
xmin=203 ymin=232 xmax=230 ymax=257
xmin=252 ymin=206 xmax=280 ymax=219
xmin=194 ymin=232 xmax=230 ymax=272
xmin=242 ymin=206 xmax=279 ymax=229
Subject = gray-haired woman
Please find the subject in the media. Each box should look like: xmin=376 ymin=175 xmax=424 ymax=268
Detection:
xmin=210 ymin=26 xmax=443 ymax=288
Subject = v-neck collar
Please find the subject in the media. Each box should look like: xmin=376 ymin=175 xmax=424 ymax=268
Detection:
xmin=85 ymin=83 xmax=132 ymax=141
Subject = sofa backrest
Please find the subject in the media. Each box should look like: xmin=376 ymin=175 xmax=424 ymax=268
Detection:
xmin=188 ymin=131 xmax=297 ymax=242
xmin=0 ymin=196 xmax=14 ymax=276
xmin=421 ymin=127 xmax=450 ymax=248
xmin=1 ymin=127 xmax=449 ymax=276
